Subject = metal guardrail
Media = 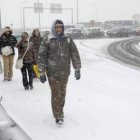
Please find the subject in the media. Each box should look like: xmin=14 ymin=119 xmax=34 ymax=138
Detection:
xmin=0 ymin=97 xmax=32 ymax=140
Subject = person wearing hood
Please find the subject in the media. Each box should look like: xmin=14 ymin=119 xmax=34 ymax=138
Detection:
xmin=38 ymin=19 xmax=81 ymax=125
xmin=0 ymin=26 xmax=17 ymax=81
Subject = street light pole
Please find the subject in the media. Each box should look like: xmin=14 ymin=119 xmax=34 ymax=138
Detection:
xmin=92 ymin=3 xmax=98 ymax=22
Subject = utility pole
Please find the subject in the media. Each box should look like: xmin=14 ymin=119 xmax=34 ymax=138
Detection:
xmin=71 ymin=8 xmax=74 ymax=24
xmin=38 ymin=0 xmax=41 ymax=29
xmin=23 ymin=7 xmax=25 ymax=31
xmin=77 ymin=0 xmax=79 ymax=23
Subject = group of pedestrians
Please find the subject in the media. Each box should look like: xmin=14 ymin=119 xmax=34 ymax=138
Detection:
xmin=0 ymin=19 xmax=81 ymax=125
xmin=16 ymin=29 xmax=43 ymax=90
xmin=0 ymin=27 xmax=42 ymax=89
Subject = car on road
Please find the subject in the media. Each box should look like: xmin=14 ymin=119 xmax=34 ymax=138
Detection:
xmin=133 ymin=27 xmax=140 ymax=36
xmin=40 ymin=29 xmax=51 ymax=38
xmin=107 ymin=27 xmax=132 ymax=37
xmin=82 ymin=27 xmax=105 ymax=39
xmin=65 ymin=28 xmax=82 ymax=39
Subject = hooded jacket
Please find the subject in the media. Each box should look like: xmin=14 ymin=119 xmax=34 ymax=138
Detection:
xmin=38 ymin=19 xmax=81 ymax=78
xmin=0 ymin=29 xmax=17 ymax=55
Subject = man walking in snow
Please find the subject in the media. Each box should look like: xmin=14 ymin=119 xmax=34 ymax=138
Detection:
xmin=38 ymin=19 xmax=81 ymax=125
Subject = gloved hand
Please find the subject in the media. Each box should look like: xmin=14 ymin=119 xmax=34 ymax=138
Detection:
xmin=75 ymin=69 xmax=81 ymax=80
xmin=40 ymin=74 xmax=47 ymax=83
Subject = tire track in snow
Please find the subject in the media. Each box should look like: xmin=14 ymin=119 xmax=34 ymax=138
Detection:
xmin=108 ymin=37 xmax=140 ymax=69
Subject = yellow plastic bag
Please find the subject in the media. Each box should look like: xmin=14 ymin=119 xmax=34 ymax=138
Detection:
xmin=33 ymin=65 xmax=40 ymax=78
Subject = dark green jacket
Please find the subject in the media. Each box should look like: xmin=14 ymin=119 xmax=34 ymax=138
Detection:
xmin=38 ymin=35 xmax=81 ymax=78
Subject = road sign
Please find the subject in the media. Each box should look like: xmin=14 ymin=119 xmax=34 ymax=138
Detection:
xmin=50 ymin=3 xmax=62 ymax=14
xmin=34 ymin=3 xmax=43 ymax=13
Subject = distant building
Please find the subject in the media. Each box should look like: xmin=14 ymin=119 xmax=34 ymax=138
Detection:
xmin=133 ymin=14 xmax=140 ymax=21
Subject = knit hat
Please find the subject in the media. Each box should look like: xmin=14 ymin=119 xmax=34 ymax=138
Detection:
xmin=54 ymin=20 xmax=64 ymax=27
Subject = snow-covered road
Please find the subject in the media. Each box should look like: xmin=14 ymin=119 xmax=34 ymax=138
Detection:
xmin=108 ymin=37 xmax=140 ymax=69
xmin=0 ymin=38 xmax=140 ymax=140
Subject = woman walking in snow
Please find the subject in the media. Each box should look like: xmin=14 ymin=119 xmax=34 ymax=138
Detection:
xmin=0 ymin=26 xmax=17 ymax=81
xmin=16 ymin=32 xmax=35 ymax=90
xmin=29 ymin=28 xmax=43 ymax=79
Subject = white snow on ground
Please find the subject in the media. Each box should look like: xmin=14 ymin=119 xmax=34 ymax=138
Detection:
xmin=135 ymin=42 xmax=140 ymax=51
xmin=0 ymin=38 xmax=140 ymax=140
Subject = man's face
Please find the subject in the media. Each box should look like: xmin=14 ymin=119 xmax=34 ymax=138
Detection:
xmin=55 ymin=26 xmax=63 ymax=35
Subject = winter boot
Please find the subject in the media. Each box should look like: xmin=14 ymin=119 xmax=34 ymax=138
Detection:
xmin=3 ymin=77 xmax=8 ymax=82
xmin=8 ymin=77 xmax=12 ymax=81
xmin=29 ymin=85 xmax=34 ymax=90
xmin=55 ymin=119 xmax=64 ymax=125
xmin=25 ymin=86 xmax=29 ymax=90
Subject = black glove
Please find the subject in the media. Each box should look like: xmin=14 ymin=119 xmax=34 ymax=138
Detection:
xmin=75 ymin=70 xmax=81 ymax=80
xmin=40 ymin=75 xmax=47 ymax=83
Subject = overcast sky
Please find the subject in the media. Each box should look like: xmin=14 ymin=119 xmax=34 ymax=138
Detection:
xmin=0 ymin=0 xmax=140 ymax=28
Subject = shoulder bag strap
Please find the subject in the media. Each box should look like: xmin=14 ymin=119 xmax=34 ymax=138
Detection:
xmin=22 ymin=42 xmax=30 ymax=59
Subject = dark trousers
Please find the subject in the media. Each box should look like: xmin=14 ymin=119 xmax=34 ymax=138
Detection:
xmin=48 ymin=77 xmax=68 ymax=120
xmin=21 ymin=63 xmax=33 ymax=88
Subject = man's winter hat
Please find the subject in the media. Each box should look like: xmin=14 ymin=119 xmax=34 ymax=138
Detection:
xmin=3 ymin=26 xmax=13 ymax=34
xmin=54 ymin=20 xmax=64 ymax=27
xmin=21 ymin=32 xmax=29 ymax=39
